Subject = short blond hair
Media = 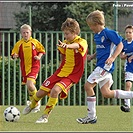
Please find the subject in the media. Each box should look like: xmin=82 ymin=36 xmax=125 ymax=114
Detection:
xmin=61 ymin=18 xmax=80 ymax=35
xmin=86 ymin=10 xmax=105 ymax=26
xmin=20 ymin=24 xmax=32 ymax=31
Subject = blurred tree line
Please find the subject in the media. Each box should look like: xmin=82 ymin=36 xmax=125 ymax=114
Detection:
xmin=14 ymin=2 xmax=132 ymax=32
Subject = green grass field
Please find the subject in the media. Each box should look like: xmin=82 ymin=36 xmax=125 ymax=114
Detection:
xmin=0 ymin=105 xmax=133 ymax=132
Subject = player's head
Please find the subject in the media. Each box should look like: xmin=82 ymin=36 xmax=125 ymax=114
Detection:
xmin=124 ymin=25 xmax=133 ymax=34
xmin=20 ymin=24 xmax=32 ymax=41
xmin=125 ymin=25 xmax=133 ymax=41
xmin=61 ymin=18 xmax=80 ymax=42
xmin=86 ymin=10 xmax=105 ymax=26
xmin=86 ymin=10 xmax=105 ymax=33
xmin=124 ymin=25 xmax=133 ymax=40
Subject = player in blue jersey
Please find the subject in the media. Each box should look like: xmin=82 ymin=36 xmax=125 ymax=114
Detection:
xmin=76 ymin=10 xmax=133 ymax=124
xmin=120 ymin=25 xmax=133 ymax=112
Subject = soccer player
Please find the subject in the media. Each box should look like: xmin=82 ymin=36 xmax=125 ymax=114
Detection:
xmin=22 ymin=18 xmax=88 ymax=123
xmin=76 ymin=10 xmax=133 ymax=124
xmin=11 ymin=24 xmax=45 ymax=113
xmin=120 ymin=25 xmax=133 ymax=112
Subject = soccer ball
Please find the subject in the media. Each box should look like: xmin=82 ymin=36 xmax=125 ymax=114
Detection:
xmin=3 ymin=106 xmax=20 ymax=122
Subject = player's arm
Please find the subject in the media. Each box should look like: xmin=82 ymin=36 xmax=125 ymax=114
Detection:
xmin=11 ymin=42 xmax=20 ymax=59
xmin=34 ymin=40 xmax=46 ymax=60
xmin=34 ymin=53 xmax=44 ymax=60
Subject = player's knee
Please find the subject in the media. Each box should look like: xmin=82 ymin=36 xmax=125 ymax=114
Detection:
xmin=50 ymin=87 xmax=61 ymax=97
xmin=102 ymin=94 xmax=108 ymax=98
xmin=102 ymin=92 xmax=111 ymax=98
xmin=27 ymin=84 xmax=34 ymax=90
xmin=126 ymin=83 xmax=132 ymax=90
xmin=84 ymin=82 xmax=94 ymax=93
xmin=102 ymin=91 xmax=110 ymax=98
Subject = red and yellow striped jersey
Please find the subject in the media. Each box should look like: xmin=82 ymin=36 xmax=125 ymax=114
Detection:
xmin=11 ymin=37 xmax=45 ymax=77
xmin=56 ymin=36 xmax=88 ymax=83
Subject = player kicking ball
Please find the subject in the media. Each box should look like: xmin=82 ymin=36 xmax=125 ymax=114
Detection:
xmin=22 ymin=18 xmax=88 ymax=123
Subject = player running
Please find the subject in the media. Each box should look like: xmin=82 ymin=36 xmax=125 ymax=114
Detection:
xmin=76 ymin=10 xmax=133 ymax=124
xmin=120 ymin=25 xmax=133 ymax=112
xmin=11 ymin=24 xmax=45 ymax=113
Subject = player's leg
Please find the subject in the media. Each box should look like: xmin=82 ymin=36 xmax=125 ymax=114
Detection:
xmin=36 ymin=78 xmax=73 ymax=123
xmin=121 ymin=72 xmax=133 ymax=112
xmin=100 ymin=77 xmax=133 ymax=100
xmin=35 ymin=85 xmax=61 ymax=123
xmin=76 ymin=81 xmax=97 ymax=124
xmin=22 ymin=89 xmax=48 ymax=115
xmin=26 ymin=78 xmax=37 ymax=100
xmin=76 ymin=67 xmax=114 ymax=124
xmin=100 ymin=80 xmax=133 ymax=113
xmin=21 ymin=76 xmax=40 ymax=113
xmin=26 ymin=78 xmax=41 ymax=113
xmin=76 ymin=67 xmax=102 ymax=124
xmin=23 ymin=74 xmax=60 ymax=120
xmin=21 ymin=76 xmax=36 ymax=102
xmin=121 ymin=81 xmax=132 ymax=112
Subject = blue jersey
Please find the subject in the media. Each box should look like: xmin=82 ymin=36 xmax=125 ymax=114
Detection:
xmin=94 ymin=28 xmax=122 ymax=73
xmin=122 ymin=40 xmax=133 ymax=73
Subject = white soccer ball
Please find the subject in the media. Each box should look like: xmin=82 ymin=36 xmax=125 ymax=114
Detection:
xmin=3 ymin=106 xmax=20 ymax=122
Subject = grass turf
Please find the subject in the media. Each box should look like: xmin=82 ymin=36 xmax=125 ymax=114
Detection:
xmin=0 ymin=105 xmax=133 ymax=132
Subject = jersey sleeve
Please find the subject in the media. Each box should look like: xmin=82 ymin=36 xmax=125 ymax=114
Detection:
xmin=78 ymin=39 xmax=88 ymax=51
xmin=77 ymin=39 xmax=88 ymax=56
xmin=11 ymin=41 xmax=22 ymax=56
xmin=58 ymin=47 xmax=65 ymax=55
xmin=106 ymin=29 xmax=122 ymax=46
xmin=32 ymin=39 xmax=46 ymax=54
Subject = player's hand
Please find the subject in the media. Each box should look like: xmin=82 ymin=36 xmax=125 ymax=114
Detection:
xmin=34 ymin=56 xmax=40 ymax=60
xmin=105 ymin=57 xmax=114 ymax=65
xmin=128 ymin=55 xmax=133 ymax=63
xmin=120 ymin=52 xmax=127 ymax=60
xmin=57 ymin=40 xmax=68 ymax=48
xmin=87 ymin=54 xmax=93 ymax=61
xmin=12 ymin=53 xmax=18 ymax=59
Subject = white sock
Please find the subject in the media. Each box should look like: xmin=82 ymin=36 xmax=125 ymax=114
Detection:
xmin=87 ymin=96 xmax=96 ymax=119
xmin=114 ymin=90 xmax=133 ymax=99
xmin=124 ymin=99 xmax=130 ymax=107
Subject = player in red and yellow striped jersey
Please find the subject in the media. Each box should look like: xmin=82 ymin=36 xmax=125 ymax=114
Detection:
xmin=11 ymin=24 xmax=45 ymax=113
xmin=22 ymin=18 xmax=88 ymax=123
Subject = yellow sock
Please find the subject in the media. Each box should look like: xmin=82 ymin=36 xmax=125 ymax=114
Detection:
xmin=30 ymin=93 xmax=42 ymax=109
xmin=44 ymin=97 xmax=58 ymax=116
xmin=29 ymin=89 xmax=37 ymax=101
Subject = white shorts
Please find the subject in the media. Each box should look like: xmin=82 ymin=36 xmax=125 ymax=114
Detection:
xmin=125 ymin=72 xmax=133 ymax=82
xmin=87 ymin=66 xmax=113 ymax=88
